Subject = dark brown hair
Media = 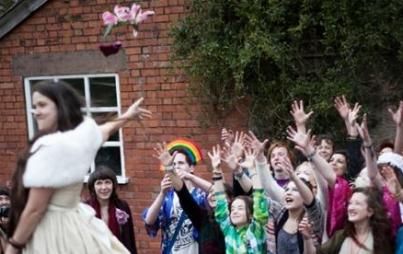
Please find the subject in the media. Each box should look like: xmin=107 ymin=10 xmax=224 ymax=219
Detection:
xmin=229 ymin=195 xmax=253 ymax=225
xmin=343 ymin=187 xmax=394 ymax=254
xmin=8 ymin=80 xmax=83 ymax=237
xmin=314 ymin=134 xmax=334 ymax=149
xmin=87 ymin=165 xmax=118 ymax=202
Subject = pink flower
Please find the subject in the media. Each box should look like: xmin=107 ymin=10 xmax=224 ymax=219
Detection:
xmin=135 ymin=10 xmax=155 ymax=24
xmin=130 ymin=3 xmax=155 ymax=25
xmin=130 ymin=3 xmax=141 ymax=21
xmin=115 ymin=208 xmax=129 ymax=225
xmin=114 ymin=5 xmax=131 ymax=22
xmin=102 ymin=11 xmax=118 ymax=25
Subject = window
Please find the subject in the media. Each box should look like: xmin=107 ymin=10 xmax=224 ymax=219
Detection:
xmin=24 ymin=74 xmax=128 ymax=184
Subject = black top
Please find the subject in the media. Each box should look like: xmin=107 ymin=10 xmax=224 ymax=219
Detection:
xmin=176 ymin=184 xmax=226 ymax=254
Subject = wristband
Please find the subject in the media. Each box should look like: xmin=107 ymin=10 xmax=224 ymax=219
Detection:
xmin=234 ymin=170 xmax=244 ymax=181
xmin=8 ymin=238 xmax=25 ymax=250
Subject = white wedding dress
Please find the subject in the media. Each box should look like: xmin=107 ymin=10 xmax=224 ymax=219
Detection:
xmin=22 ymin=118 xmax=129 ymax=254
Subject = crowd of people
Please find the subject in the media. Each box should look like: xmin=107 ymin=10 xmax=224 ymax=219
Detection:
xmin=1 ymin=79 xmax=403 ymax=254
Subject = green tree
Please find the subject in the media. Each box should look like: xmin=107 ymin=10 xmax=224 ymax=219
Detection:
xmin=171 ymin=0 xmax=403 ymax=141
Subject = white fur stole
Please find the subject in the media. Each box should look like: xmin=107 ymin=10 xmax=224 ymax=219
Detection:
xmin=23 ymin=118 xmax=103 ymax=188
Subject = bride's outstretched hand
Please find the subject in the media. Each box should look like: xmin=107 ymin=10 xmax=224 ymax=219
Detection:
xmin=122 ymin=97 xmax=152 ymax=120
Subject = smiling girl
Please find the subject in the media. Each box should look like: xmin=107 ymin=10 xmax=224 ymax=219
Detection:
xmin=214 ymin=146 xmax=269 ymax=254
xmin=317 ymin=188 xmax=394 ymax=254
xmin=87 ymin=166 xmax=137 ymax=253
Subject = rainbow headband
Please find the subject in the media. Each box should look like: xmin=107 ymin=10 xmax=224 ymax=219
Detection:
xmin=167 ymin=138 xmax=202 ymax=165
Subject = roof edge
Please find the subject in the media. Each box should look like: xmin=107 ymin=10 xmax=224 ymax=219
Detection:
xmin=0 ymin=0 xmax=48 ymax=40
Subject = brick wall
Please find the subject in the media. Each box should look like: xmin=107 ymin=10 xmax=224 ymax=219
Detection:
xmin=0 ymin=0 xmax=247 ymax=253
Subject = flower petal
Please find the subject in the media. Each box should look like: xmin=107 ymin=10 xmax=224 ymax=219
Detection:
xmin=102 ymin=11 xmax=118 ymax=25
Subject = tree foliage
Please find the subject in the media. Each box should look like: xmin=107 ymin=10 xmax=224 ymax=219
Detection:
xmin=171 ymin=0 xmax=403 ymax=141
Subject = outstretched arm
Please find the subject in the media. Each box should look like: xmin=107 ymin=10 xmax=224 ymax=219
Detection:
xmin=355 ymin=114 xmax=381 ymax=187
xmin=335 ymin=95 xmax=359 ymax=137
xmin=99 ymin=97 xmax=151 ymax=142
xmin=287 ymin=127 xmax=336 ymax=188
xmin=290 ymin=100 xmax=313 ymax=134
xmin=388 ymin=101 xmax=403 ymax=154
xmin=245 ymin=131 xmax=286 ymax=202
xmin=6 ymin=188 xmax=54 ymax=254
xmin=222 ymin=135 xmax=253 ymax=193
xmin=282 ymin=158 xmax=314 ymax=205
xmin=144 ymin=174 xmax=171 ymax=225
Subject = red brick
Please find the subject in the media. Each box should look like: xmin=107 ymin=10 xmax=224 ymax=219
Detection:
xmin=0 ymin=1 xmax=248 ymax=254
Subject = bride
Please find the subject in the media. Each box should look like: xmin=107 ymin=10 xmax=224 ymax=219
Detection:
xmin=6 ymin=80 xmax=151 ymax=254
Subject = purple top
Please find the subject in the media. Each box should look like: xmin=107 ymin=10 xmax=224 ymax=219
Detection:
xmin=276 ymin=179 xmax=290 ymax=188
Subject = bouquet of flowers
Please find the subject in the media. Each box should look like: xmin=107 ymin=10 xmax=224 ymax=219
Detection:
xmin=100 ymin=3 xmax=155 ymax=56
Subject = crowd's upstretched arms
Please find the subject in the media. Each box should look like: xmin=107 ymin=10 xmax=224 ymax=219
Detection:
xmin=212 ymin=142 xmax=269 ymax=253
xmin=245 ymin=131 xmax=286 ymax=203
xmin=334 ymin=96 xmax=364 ymax=180
xmin=287 ymin=127 xmax=336 ymax=188
xmin=222 ymin=131 xmax=253 ymax=195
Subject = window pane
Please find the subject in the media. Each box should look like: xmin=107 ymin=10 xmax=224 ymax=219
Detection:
xmin=91 ymin=112 xmax=120 ymax=141
xmin=59 ymin=78 xmax=85 ymax=97
xmin=95 ymin=147 xmax=122 ymax=176
xmin=31 ymin=113 xmax=38 ymax=133
xmin=89 ymin=77 xmax=117 ymax=107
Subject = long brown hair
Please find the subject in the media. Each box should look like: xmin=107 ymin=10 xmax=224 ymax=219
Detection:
xmin=343 ymin=187 xmax=394 ymax=254
xmin=7 ymin=80 xmax=83 ymax=237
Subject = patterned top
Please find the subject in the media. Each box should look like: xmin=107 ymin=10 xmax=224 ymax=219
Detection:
xmin=215 ymin=189 xmax=269 ymax=254
xmin=142 ymin=188 xmax=206 ymax=253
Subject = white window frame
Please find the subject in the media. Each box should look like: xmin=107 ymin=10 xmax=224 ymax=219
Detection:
xmin=24 ymin=74 xmax=129 ymax=184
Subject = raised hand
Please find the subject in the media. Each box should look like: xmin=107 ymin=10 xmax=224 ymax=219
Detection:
xmin=348 ymin=103 xmax=361 ymax=126
xmin=153 ymin=142 xmax=174 ymax=166
xmin=221 ymin=128 xmax=235 ymax=147
xmin=381 ymin=165 xmax=402 ymax=199
xmin=230 ymin=131 xmax=246 ymax=159
xmin=160 ymin=174 xmax=172 ymax=194
xmin=244 ymin=131 xmax=268 ymax=157
xmin=286 ymin=126 xmax=314 ymax=155
xmin=334 ymin=95 xmax=350 ymax=120
xmin=290 ymin=100 xmax=313 ymax=128
xmin=176 ymin=169 xmax=192 ymax=180
xmin=388 ymin=101 xmax=403 ymax=127
xmin=298 ymin=217 xmax=313 ymax=239
xmin=355 ymin=114 xmax=372 ymax=146
xmin=122 ymin=97 xmax=152 ymax=120
xmin=279 ymin=156 xmax=294 ymax=179
xmin=222 ymin=145 xmax=239 ymax=172
xmin=207 ymin=145 xmax=221 ymax=171
xmin=238 ymin=146 xmax=256 ymax=171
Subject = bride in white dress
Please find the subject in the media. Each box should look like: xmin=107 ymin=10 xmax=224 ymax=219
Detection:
xmin=5 ymin=80 xmax=151 ymax=254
